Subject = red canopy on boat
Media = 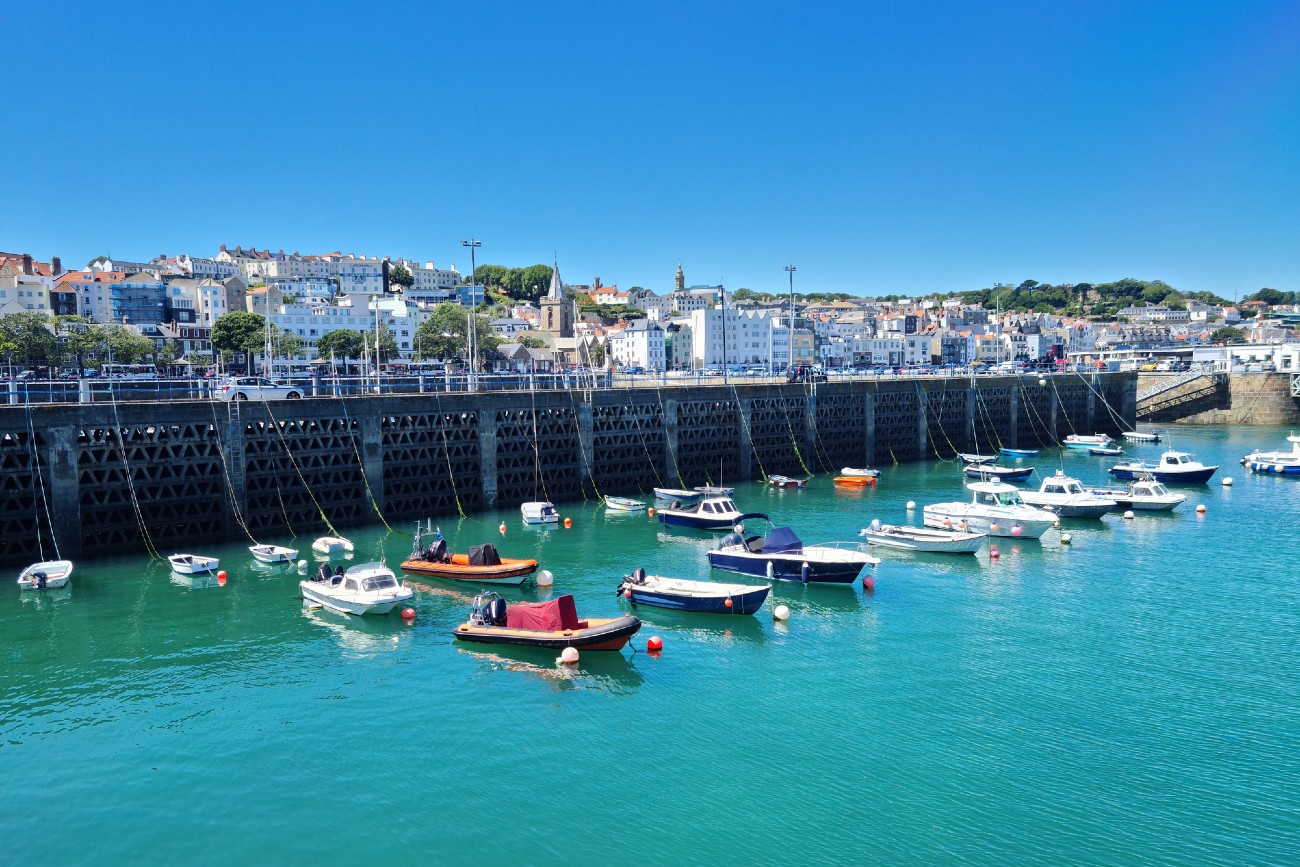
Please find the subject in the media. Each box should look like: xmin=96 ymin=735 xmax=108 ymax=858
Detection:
xmin=507 ymin=594 xmax=586 ymax=631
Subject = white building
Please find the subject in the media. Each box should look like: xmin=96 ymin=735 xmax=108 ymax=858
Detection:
xmin=167 ymin=278 xmax=229 ymax=327
xmin=392 ymin=258 xmax=461 ymax=300
xmin=689 ymin=308 xmax=773 ymax=368
xmin=608 ymin=319 xmax=666 ymax=371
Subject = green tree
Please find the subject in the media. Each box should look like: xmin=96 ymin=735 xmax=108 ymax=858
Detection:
xmin=316 ymin=329 xmax=364 ymax=362
xmin=104 ymin=326 xmax=155 ymax=363
xmin=516 ymin=264 xmax=554 ymax=303
xmin=732 ymin=288 xmax=757 ymax=302
xmin=276 ymin=330 xmax=304 ymax=361
xmin=0 ymin=312 xmax=64 ymax=369
xmin=1209 ymin=326 xmax=1245 ymax=344
xmin=388 ymin=265 xmax=414 ymax=291
xmin=157 ymin=339 xmax=180 ymax=366
xmin=520 ymin=336 xmax=548 ymax=349
xmin=211 ymin=311 xmax=268 ymax=356
xmin=1244 ymin=287 xmax=1285 ymax=306
xmin=470 ymin=264 xmax=510 ymax=289
xmin=412 ymin=302 xmax=500 ymax=365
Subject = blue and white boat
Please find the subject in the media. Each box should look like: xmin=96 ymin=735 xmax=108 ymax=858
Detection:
xmin=1109 ymin=449 xmax=1218 ymax=485
xmin=999 ymin=447 xmax=1040 ymax=457
xmin=963 ymin=463 xmax=1034 ymax=482
xmin=707 ymin=518 xmax=878 ymax=584
xmin=656 ymin=495 xmax=745 ymax=531
xmin=617 ymin=569 xmax=770 ymax=614
xmin=1063 ymin=433 xmax=1114 ymax=450
xmin=1241 ymin=434 xmax=1300 ymax=475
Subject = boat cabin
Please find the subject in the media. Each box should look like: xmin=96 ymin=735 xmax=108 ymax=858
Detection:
xmin=1041 ymin=477 xmax=1086 ymax=496
xmin=971 ymin=487 xmax=1026 ymax=507
xmin=1160 ymin=451 xmax=1195 ymax=468
xmin=698 ymin=497 xmax=738 ymax=515
xmin=1130 ymin=480 xmax=1172 ymax=497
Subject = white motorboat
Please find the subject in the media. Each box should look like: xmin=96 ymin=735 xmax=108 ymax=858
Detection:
xmin=838 ymin=467 xmax=880 ymax=478
xmin=924 ymin=480 xmax=1059 ymax=539
xmin=1241 ymin=434 xmax=1300 ymax=475
xmin=1063 ymin=433 xmax=1114 ymax=450
xmin=693 ymin=485 xmax=736 ymax=496
xmin=1086 ymin=477 xmax=1186 ymax=511
xmin=1020 ymin=471 xmax=1118 ymax=518
xmin=168 ymin=554 xmax=219 ymax=575
xmin=768 ymin=475 xmax=808 ymax=488
xmin=250 ymin=544 xmax=298 ymax=564
xmin=300 ymin=561 xmax=414 ymax=616
xmin=312 ymin=536 xmax=355 ymax=555
xmin=17 ymin=560 xmax=74 ymax=591
xmin=520 ymin=501 xmax=559 ymax=524
xmin=858 ymin=520 xmax=984 ymax=554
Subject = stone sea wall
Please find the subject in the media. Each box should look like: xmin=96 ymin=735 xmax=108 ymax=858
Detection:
xmin=0 ymin=373 xmax=1134 ymax=566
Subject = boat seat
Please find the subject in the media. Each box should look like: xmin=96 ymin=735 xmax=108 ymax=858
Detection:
xmin=745 ymin=536 xmax=765 ymax=553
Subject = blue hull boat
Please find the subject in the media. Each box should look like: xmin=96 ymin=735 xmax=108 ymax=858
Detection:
xmin=706 ymin=518 xmax=879 ymax=585
xmin=617 ymin=570 xmax=770 ymax=614
xmin=999 ymin=447 xmax=1040 ymax=457
xmin=963 ymin=464 xmax=1034 ymax=482
xmin=655 ymin=496 xmax=746 ymax=531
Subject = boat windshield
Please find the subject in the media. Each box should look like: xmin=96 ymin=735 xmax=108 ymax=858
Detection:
xmin=362 ymin=575 xmax=397 ymax=591
xmin=996 ymin=491 xmax=1025 ymax=506
xmin=1149 ymin=483 xmax=1169 ymax=496
xmin=1063 ymin=481 xmax=1084 ymax=494
xmin=720 ymin=499 xmax=737 ymax=512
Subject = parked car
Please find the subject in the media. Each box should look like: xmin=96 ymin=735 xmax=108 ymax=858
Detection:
xmin=786 ymin=364 xmax=827 ymax=383
xmin=217 ymin=377 xmax=304 ymax=401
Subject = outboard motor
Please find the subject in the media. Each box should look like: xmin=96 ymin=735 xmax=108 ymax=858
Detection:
xmin=869 ymin=518 xmax=883 ymax=532
xmin=33 ymin=570 xmax=47 ymax=590
xmin=430 ymin=538 xmax=448 ymax=563
xmin=630 ymin=567 xmax=647 ymax=585
xmin=314 ymin=564 xmax=331 ymax=583
xmin=486 ymin=595 xmax=508 ymax=626
xmin=719 ymin=532 xmax=744 ymax=550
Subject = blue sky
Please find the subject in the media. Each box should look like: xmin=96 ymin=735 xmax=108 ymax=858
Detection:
xmin=4 ymin=0 xmax=1299 ymax=298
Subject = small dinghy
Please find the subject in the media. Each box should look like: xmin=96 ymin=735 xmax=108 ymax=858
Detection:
xmin=768 ymin=475 xmax=808 ymax=488
xmin=999 ymin=447 xmax=1040 ymax=457
xmin=858 ymin=521 xmax=984 ymax=554
xmin=250 ymin=544 xmax=298 ymax=564
xmin=17 ymin=560 xmax=74 ymax=591
xmin=400 ymin=526 xmax=538 ymax=586
xmin=834 ymin=475 xmax=878 ymax=487
xmin=1122 ymin=430 xmax=1162 ymax=444
xmin=168 ymin=554 xmax=219 ymax=575
xmin=693 ymin=485 xmax=736 ymax=496
xmin=839 ymin=467 xmax=880 ymax=478
xmin=957 ymin=453 xmax=998 ymax=465
xmin=301 ymin=562 xmax=413 ymax=616
xmin=617 ymin=568 xmax=770 ymax=614
xmin=311 ymin=536 xmax=354 ymax=555
xmin=1063 ymin=433 xmax=1114 ymax=450
xmin=604 ymin=495 xmax=646 ymax=512
xmin=653 ymin=488 xmax=702 ymax=506
xmin=1088 ymin=446 xmax=1124 ymax=456
xmin=520 ymin=501 xmax=559 ymax=525
xmin=453 ymin=592 xmax=641 ymax=651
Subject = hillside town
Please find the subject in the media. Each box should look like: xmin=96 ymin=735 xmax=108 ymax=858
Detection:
xmin=1 ymin=245 xmax=1298 ymax=377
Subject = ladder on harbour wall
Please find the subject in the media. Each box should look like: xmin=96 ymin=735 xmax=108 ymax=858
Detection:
xmin=1137 ymin=374 xmax=1225 ymax=419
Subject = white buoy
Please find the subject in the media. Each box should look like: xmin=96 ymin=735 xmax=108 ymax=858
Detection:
xmin=773 ymin=604 xmax=791 ymax=621
xmin=536 ymin=569 xmax=554 ymax=587
xmin=1123 ymin=510 xmax=1135 ymax=520
xmin=1061 ymin=533 xmax=1072 ymax=545
xmin=906 ymin=501 xmax=916 ymax=510
xmin=1196 ymin=503 xmax=1207 ymax=514
xmin=1038 ymin=378 xmax=1047 ymax=387
xmin=297 ymin=559 xmax=308 ymax=571
xmin=559 ymin=646 xmax=579 ymax=665
xmin=1221 ymin=477 xmax=1233 ymax=487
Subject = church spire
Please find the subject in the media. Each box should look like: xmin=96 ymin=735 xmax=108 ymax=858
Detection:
xmin=547 ymin=258 xmax=564 ymax=301
xmin=675 ymin=262 xmax=685 ymax=292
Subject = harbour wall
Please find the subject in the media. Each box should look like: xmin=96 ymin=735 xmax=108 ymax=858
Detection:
xmin=1138 ymin=372 xmax=1300 ymax=425
xmin=0 ymin=373 xmax=1135 ymax=566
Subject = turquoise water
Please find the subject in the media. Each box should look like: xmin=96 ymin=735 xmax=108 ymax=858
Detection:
xmin=3 ymin=425 xmax=1297 ymax=865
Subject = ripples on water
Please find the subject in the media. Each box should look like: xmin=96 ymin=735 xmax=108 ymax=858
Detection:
xmin=2 ymin=425 xmax=1297 ymax=865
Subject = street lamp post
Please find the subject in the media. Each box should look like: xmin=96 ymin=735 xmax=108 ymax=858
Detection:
xmin=461 ymin=239 xmax=481 ymax=391
xmin=784 ymin=264 xmax=797 ymax=371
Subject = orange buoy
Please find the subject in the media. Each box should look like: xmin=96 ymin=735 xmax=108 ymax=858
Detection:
xmin=400 ymin=607 xmax=416 ymax=620
xmin=647 ymin=635 xmax=663 ymax=652
xmin=862 ymin=575 xmax=875 ymax=590
xmin=564 ymin=517 xmax=572 ymax=528
xmin=217 ymin=571 xmax=227 ymax=586
xmin=623 ymin=588 xmax=632 ymax=598
xmin=499 ymin=521 xmax=507 ymax=534
xmin=724 ymin=598 xmax=733 ymax=608
xmin=647 ymin=507 xmax=655 ymax=516
xmin=990 ymin=547 xmax=1000 ymax=559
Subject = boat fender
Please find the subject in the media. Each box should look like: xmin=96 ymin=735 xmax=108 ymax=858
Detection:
xmin=801 ymin=562 xmax=810 ymax=583
xmin=766 ymin=561 xmax=774 ymax=579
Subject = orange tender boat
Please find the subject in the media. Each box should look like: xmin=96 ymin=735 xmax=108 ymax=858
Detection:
xmin=400 ymin=527 xmax=538 ymax=586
